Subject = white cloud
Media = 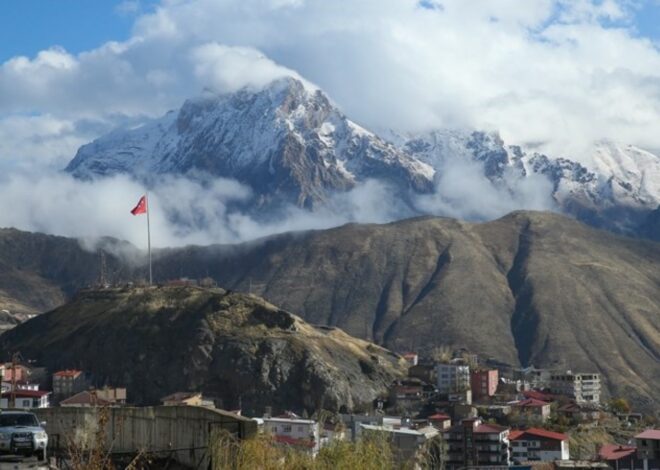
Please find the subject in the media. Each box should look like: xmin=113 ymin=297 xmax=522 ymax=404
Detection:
xmin=0 ymin=170 xmax=407 ymax=248
xmin=190 ymin=44 xmax=305 ymax=93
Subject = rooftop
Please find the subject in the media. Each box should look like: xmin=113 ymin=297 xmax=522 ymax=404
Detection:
xmin=635 ymin=429 xmax=660 ymax=440
xmin=53 ymin=369 xmax=82 ymax=378
xmin=1 ymin=390 xmax=50 ymax=398
xmin=510 ymin=428 xmax=568 ymax=442
xmin=599 ymin=444 xmax=637 ymax=461
xmin=514 ymin=398 xmax=551 ymax=408
xmin=60 ymin=391 xmax=113 ymax=406
xmin=160 ymin=391 xmax=201 ymax=403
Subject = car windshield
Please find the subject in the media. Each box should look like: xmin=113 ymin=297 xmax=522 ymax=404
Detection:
xmin=0 ymin=414 xmax=39 ymax=427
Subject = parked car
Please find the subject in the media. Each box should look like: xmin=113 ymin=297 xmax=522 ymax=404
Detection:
xmin=0 ymin=411 xmax=48 ymax=461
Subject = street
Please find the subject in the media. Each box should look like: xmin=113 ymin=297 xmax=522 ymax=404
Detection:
xmin=0 ymin=455 xmax=49 ymax=469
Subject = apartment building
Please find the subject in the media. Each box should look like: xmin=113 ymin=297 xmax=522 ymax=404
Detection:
xmin=443 ymin=418 xmax=511 ymax=469
xmin=549 ymin=371 xmax=601 ymax=404
xmin=436 ymin=361 xmax=470 ymax=394
xmin=471 ymin=369 xmax=499 ymax=400
xmin=52 ymin=369 xmax=87 ymax=401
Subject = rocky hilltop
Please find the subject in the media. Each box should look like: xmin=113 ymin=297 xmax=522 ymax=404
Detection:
xmin=0 ymin=286 xmax=406 ymax=414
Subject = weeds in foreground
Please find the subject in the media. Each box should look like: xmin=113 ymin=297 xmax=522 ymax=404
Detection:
xmin=210 ymin=429 xmax=446 ymax=470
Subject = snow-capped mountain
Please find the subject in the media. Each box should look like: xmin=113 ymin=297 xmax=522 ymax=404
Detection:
xmin=65 ymin=77 xmax=660 ymax=238
xmin=66 ymin=77 xmax=434 ymax=210
xmin=400 ymin=129 xmax=660 ymax=234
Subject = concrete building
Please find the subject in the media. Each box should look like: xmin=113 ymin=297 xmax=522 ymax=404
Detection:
xmin=96 ymin=387 xmax=127 ymax=404
xmin=635 ymin=430 xmax=660 ymax=470
xmin=2 ymin=364 xmax=31 ymax=383
xmin=0 ymin=390 xmax=50 ymax=409
xmin=360 ymin=423 xmax=439 ymax=462
xmin=515 ymin=367 xmax=553 ymax=389
xmin=511 ymin=398 xmax=552 ymax=423
xmin=549 ymin=371 xmax=601 ymax=404
xmin=436 ymin=362 xmax=470 ymax=394
xmin=557 ymin=403 xmax=601 ymax=422
xmin=428 ymin=413 xmax=452 ymax=430
xmin=263 ymin=416 xmax=321 ymax=455
xmin=52 ymin=369 xmax=87 ymax=401
xmin=471 ymin=369 xmax=499 ymax=400
xmin=443 ymin=418 xmax=511 ymax=469
xmin=510 ymin=428 xmax=570 ymax=463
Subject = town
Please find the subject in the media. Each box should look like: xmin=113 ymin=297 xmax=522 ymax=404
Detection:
xmin=1 ymin=346 xmax=657 ymax=469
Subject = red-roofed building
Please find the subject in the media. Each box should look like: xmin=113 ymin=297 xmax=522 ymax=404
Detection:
xmin=523 ymin=390 xmax=556 ymax=402
xmin=635 ymin=430 xmax=660 ymax=469
xmin=0 ymin=389 xmax=50 ymax=409
xmin=443 ymin=418 xmax=511 ymax=469
xmin=428 ymin=413 xmax=451 ymax=430
xmin=512 ymin=398 xmax=552 ymax=422
xmin=510 ymin=428 xmax=570 ymax=463
xmin=60 ymin=391 xmax=114 ymax=408
xmin=599 ymin=444 xmax=640 ymax=470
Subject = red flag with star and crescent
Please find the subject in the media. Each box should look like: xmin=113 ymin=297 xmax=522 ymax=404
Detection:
xmin=131 ymin=195 xmax=148 ymax=215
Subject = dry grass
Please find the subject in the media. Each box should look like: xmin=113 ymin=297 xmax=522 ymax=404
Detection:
xmin=208 ymin=429 xmax=443 ymax=470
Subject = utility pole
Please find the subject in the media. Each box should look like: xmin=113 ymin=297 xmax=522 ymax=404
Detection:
xmin=99 ymin=250 xmax=107 ymax=287
xmin=10 ymin=352 xmax=20 ymax=409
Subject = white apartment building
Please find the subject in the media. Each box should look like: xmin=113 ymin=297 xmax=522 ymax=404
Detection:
xmin=262 ymin=417 xmax=321 ymax=455
xmin=510 ymin=428 xmax=570 ymax=463
xmin=436 ymin=362 xmax=470 ymax=394
xmin=549 ymin=371 xmax=601 ymax=404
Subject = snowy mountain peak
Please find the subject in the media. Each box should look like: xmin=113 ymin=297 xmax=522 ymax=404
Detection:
xmin=66 ymin=78 xmax=433 ymax=209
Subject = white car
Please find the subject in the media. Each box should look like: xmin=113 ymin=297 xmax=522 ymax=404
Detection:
xmin=0 ymin=411 xmax=48 ymax=462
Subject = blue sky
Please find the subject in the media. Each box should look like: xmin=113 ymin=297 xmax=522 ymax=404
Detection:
xmin=0 ymin=1 xmax=658 ymax=64
xmin=0 ymin=0 xmax=157 ymax=62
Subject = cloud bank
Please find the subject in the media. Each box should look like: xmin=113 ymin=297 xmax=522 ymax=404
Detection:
xmin=0 ymin=0 xmax=657 ymax=246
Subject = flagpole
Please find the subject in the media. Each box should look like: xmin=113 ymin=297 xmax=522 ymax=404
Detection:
xmin=146 ymin=191 xmax=152 ymax=286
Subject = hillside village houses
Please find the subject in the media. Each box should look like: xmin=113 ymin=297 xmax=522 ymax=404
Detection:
xmin=1 ymin=348 xmax=657 ymax=470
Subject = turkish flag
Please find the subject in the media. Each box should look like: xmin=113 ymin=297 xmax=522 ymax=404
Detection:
xmin=131 ymin=195 xmax=148 ymax=215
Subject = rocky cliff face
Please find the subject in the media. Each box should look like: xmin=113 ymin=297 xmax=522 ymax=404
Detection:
xmin=0 ymin=286 xmax=406 ymax=414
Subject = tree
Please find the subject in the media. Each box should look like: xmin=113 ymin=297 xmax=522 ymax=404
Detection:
xmin=610 ymin=398 xmax=631 ymax=414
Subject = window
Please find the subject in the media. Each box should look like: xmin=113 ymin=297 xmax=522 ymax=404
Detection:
xmin=282 ymin=425 xmax=292 ymax=433
xmin=22 ymin=399 xmax=31 ymax=408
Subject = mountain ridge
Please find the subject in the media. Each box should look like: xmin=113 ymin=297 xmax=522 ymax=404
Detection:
xmin=1 ymin=211 xmax=657 ymax=410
